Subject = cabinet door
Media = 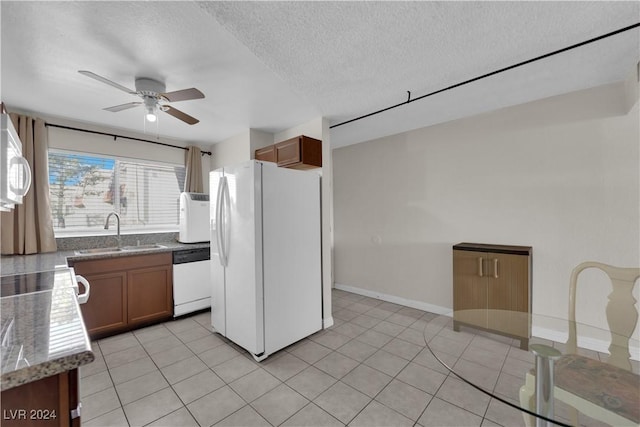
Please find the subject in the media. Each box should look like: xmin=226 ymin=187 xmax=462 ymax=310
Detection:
xmin=0 ymin=369 xmax=77 ymax=427
xmin=79 ymin=272 xmax=127 ymax=338
xmin=453 ymin=250 xmax=488 ymax=311
xmin=255 ymin=145 xmax=276 ymax=162
xmin=486 ymin=253 xmax=530 ymax=339
xmin=275 ymin=137 xmax=301 ymax=167
xmin=487 ymin=253 xmax=529 ymax=312
xmin=127 ymin=265 xmax=172 ymax=325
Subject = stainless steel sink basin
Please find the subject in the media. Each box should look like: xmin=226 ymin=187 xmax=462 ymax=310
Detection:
xmin=75 ymin=247 xmax=124 ymax=255
xmin=75 ymin=244 xmax=166 ymax=255
xmin=122 ymin=244 xmax=167 ymax=251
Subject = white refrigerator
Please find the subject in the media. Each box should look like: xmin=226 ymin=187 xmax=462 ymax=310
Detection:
xmin=210 ymin=160 xmax=322 ymax=361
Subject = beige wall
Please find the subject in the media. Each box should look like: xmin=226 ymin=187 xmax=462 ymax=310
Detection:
xmin=275 ymin=117 xmax=324 ymax=142
xmin=333 ymin=82 xmax=639 ymax=333
xmin=210 ymin=130 xmax=251 ymax=171
xmin=249 ymin=129 xmax=275 ymax=155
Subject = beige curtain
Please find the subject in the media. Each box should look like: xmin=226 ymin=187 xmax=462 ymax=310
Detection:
xmin=184 ymin=145 xmax=203 ymax=193
xmin=1 ymin=114 xmax=57 ymax=255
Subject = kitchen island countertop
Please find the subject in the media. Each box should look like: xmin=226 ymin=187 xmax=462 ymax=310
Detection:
xmin=1 ymin=268 xmax=94 ymax=391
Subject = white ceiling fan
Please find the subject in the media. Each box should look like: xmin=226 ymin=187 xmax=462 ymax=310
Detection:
xmin=78 ymin=70 xmax=204 ymax=125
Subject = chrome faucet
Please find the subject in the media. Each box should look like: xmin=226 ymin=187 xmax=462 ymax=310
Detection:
xmin=104 ymin=212 xmax=121 ymax=247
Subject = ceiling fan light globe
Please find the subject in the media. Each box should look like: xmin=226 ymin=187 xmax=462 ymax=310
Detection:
xmin=146 ymin=112 xmax=157 ymax=122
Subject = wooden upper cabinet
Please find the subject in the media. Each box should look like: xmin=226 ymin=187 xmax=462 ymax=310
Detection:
xmin=254 ymin=135 xmax=322 ymax=169
xmin=255 ymin=145 xmax=276 ymax=163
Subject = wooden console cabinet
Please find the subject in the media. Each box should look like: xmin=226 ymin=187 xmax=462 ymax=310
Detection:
xmin=1 ymin=369 xmax=79 ymax=427
xmin=452 ymin=243 xmax=532 ymax=349
xmin=71 ymin=252 xmax=173 ymax=339
xmin=255 ymin=135 xmax=322 ymax=169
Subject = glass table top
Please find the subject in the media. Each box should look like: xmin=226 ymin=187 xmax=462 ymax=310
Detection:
xmin=422 ymin=309 xmax=639 ymax=427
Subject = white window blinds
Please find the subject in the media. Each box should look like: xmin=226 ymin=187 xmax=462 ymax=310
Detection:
xmin=48 ymin=149 xmax=185 ymax=235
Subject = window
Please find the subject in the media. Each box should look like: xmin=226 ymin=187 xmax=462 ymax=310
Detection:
xmin=48 ymin=149 xmax=185 ymax=236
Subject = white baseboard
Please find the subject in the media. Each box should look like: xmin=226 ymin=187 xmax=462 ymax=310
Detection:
xmin=333 ymin=284 xmax=639 ymax=361
xmin=333 ymin=283 xmax=451 ymax=315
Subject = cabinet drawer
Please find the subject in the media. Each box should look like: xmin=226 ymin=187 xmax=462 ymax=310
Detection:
xmin=70 ymin=252 xmax=172 ymax=274
xmin=255 ymin=145 xmax=276 ymax=162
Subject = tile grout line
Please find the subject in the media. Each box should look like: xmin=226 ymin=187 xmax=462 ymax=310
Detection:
xmin=84 ymin=291 xmax=526 ymax=427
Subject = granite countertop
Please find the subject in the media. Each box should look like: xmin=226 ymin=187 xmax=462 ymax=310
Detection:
xmin=1 ymin=268 xmax=94 ymax=391
xmin=1 ymin=241 xmax=211 ymax=275
xmin=66 ymin=241 xmax=210 ymax=266
xmin=0 ymin=240 xmax=210 ymax=390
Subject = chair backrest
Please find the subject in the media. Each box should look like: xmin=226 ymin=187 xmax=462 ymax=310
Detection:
xmin=567 ymin=261 xmax=640 ymax=370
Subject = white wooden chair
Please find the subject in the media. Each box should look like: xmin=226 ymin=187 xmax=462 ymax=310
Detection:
xmin=519 ymin=261 xmax=640 ymax=426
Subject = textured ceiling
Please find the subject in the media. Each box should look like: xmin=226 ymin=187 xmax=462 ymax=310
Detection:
xmin=1 ymin=1 xmax=639 ymax=149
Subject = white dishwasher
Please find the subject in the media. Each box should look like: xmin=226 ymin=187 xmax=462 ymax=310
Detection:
xmin=173 ymin=247 xmax=211 ymax=317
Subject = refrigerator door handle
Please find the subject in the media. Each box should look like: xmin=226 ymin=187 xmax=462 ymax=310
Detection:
xmin=221 ymin=176 xmax=231 ymax=266
xmin=215 ymin=177 xmax=226 ymax=266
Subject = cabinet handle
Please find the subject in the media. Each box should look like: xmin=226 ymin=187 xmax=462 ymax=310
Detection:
xmin=493 ymin=258 xmax=499 ymax=278
xmin=71 ymin=402 xmax=82 ymax=419
xmin=75 ymin=275 xmax=91 ymax=304
xmin=477 ymin=257 xmax=484 ymax=277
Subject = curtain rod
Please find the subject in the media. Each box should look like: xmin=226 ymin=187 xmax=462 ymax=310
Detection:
xmin=331 ymin=22 xmax=640 ymax=129
xmin=45 ymin=123 xmax=212 ymax=156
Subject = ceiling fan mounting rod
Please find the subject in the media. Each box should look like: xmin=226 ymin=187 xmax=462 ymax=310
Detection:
xmin=135 ymin=77 xmax=166 ymax=97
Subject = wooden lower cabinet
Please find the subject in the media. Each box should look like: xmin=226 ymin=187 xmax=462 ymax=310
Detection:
xmin=1 ymin=369 xmax=79 ymax=427
xmin=127 ymin=265 xmax=172 ymax=325
xmin=452 ymin=243 xmax=532 ymax=349
xmin=71 ymin=252 xmax=173 ymax=339
xmin=78 ymin=271 xmax=127 ymax=337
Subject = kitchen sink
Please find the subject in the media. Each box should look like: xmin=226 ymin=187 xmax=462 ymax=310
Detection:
xmin=122 ymin=244 xmax=167 ymax=251
xmin=75 ymin=247 xmax=123 ymax=255
xmin=75 ymin=244 xmax=167 ymax=255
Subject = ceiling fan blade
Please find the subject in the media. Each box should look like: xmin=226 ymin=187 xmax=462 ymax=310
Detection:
xmin=79 ymin=70 xmax=136 ymax=94
xmin=103 ymin=102 xmax=142 ymax=112
xmin=161 ymin=88 xmax=205 ymax=102
xmin=163 ymin=105 xmax=199 ymax=125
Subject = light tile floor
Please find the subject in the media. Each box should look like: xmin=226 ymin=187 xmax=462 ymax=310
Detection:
xmin=80 ymin=289 xmax=610 ymax=426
